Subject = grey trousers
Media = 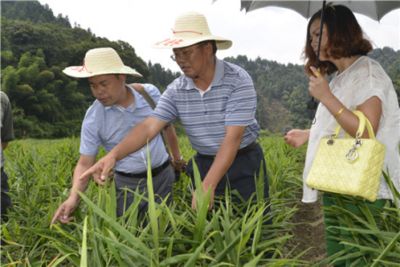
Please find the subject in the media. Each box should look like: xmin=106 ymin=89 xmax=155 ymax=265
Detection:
xmin=114 ymin=166 xmax=175 ymax=218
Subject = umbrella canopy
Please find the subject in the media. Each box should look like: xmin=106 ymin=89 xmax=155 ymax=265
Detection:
xmin=240 ymin=0 xmax=399 ymax=112
xmin=241 ymin=1 xmax=400 ymax=21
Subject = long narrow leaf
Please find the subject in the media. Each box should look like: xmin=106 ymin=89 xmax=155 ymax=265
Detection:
xmin=51 ymin=224 xmax=81 ymax=243
xmin=49 ymin=253 xmax=76 ymax=267
xmin=146 ymin=143 xmax=159 ymax=263
xmin=75 ymin=190 xmax=152 ymax=257
xmin=105 ymin=237 xmax=125 ymax=267
xmin=243 ymin=252 xmax=264 ymax=267
xmin=193 ymin=184 xmax=212 ymax=249
xmin=184 ymin=232 xmax=217 ymax=267
xmin=80 ymin=216 xmax=88 ymax=267
xmin=192 ymin=159 xmax=204 ymax=207
xmin=371 ymin=231 xmax=400 ymax=267
xmin=94 ymin=233 xmax=153 ymax=266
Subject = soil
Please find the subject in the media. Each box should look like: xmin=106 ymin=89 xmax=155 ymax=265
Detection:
xmin=285 ymin=192 xmax=330 ymax=266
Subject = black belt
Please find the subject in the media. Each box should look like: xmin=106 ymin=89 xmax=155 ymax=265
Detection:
xmin=114 ymin=159 xmax=170 ymax=178
xmin=198 ymin=141 xmax=258 ymax=160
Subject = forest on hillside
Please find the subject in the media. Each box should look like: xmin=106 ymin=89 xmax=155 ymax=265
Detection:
xmin=1 ymin=1 xmax=399 ymax=138
xmin=224 ymin=49 xmax=400 ymax=132
xmin=0 ymin=1 xmax=180 ymax=138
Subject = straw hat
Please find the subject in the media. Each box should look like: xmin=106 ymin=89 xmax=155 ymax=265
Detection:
xmin=63 ymin=47 xmax=142 ymax=78
xmin=152 ymin=11 xmax=232 ymax=50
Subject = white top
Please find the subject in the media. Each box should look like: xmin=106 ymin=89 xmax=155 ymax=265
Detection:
xmin=302 ymin=56 xmax=400 ymax=203
xmin=196 ymin=85 xmax=211 ymax=98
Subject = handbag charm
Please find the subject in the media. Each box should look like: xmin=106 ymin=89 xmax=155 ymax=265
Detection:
xmin=306 ymin=111 xmax=386 ymax=202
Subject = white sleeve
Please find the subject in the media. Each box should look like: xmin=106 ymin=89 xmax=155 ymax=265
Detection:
xmin=350 ymin=60 xmax=392 ymax=118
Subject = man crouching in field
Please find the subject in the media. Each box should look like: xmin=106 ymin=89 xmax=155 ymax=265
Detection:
xmin=51 ymin=47 xmax=185 ymax=224
xmin=80 ymin=13 xmax=270 ymax=215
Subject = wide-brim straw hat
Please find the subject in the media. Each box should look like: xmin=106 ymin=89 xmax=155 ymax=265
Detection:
xmin=63 ymin=47 xmax=142 ymax=78
xmin=152 ymin=11 xmax=232 ymax=50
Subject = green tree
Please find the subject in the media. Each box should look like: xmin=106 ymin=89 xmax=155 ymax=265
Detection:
xmin=17 ymin=51 xmax=31 ymax=69
xmin=1 ymin=66 xmax=20 ymax=94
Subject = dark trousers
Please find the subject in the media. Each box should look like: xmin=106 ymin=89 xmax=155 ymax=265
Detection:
xmin=114 ymin=166 xmax=175 ymax=218
xmin=186 ymin=143 xmax=270 ymax=212
xmin=1 ymin=169 xmax=12 ymax=221
xmin=323 ymin=193 xmax=387 ymax=267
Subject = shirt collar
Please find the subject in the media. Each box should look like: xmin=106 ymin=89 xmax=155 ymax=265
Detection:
xmin=104 ymin=84 xmax=142 ymax=112
xmin=183 ymin=57 xmax=224 ymax=90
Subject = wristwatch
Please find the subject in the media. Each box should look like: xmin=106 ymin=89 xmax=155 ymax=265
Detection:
xmin=173 ymin=155 xmax=184 ymax=165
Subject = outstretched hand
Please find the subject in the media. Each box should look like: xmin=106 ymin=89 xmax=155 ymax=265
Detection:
xmin=284 ymin=129 xmax=309 ymax=148
xmin=51 ymin=197 xmax=79 ymax=224
xmin=79 ymin=154 xmax=116 ymax=182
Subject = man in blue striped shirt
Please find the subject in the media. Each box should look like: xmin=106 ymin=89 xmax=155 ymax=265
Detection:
xmin=81 ymin=12 xmax=270 ymax=212
xmin=51 ymin=48 xmax=184 ymax=224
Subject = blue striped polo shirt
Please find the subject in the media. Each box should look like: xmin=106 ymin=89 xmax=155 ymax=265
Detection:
xmin=151 ymin=58 xmax=260 ymax=155
xmin=80 ymin=84 xmax=168 ymax=173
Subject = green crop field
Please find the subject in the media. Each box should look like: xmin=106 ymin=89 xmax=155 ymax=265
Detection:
xmin=1 ymin=136 xmax=399 ymax=266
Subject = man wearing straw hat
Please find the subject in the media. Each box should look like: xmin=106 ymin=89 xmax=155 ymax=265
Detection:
xmin=81 ymin=12 xmax=270 ymax=212
xmin=51 ymin=47 xmax=184 ymax=224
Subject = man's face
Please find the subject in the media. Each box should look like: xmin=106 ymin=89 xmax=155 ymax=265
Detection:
xmin=172 ymin=43 xmax=204 ymax=77
xmin=88 ymin=74 xmax=125 ymax=106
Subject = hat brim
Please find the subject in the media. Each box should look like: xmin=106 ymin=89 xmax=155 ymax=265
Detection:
xmin=63 ymin=65 xmax=143 ymax=78
xmin=152 ymin=35 xmax=232 ymax=50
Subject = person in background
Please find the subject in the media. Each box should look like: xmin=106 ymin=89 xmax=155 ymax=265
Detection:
xmin=284 ymin=5 xmax=400 ymax=266
xmin=1 ymin=91 xmax=14 ymax=222
xmin=80 ymin=12 xmax=270 ymax=215
xmin=51 ymin=47 xmax=185 ymax=224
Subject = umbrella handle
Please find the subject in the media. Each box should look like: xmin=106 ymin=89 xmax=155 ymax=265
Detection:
xmin=315 ymin=0 xmax=326 ymax=70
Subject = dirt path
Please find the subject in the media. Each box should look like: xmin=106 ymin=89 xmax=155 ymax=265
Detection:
xmin=285 ymin=193 xmax=329 ymax=266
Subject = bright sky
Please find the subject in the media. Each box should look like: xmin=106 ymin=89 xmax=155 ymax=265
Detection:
xmin=38 ymin=0 xmax=400 ymax=73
